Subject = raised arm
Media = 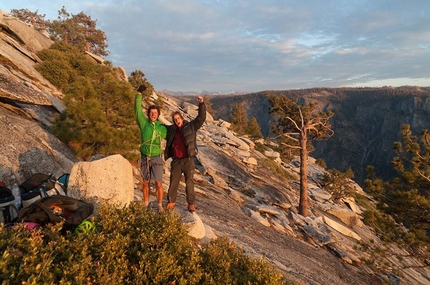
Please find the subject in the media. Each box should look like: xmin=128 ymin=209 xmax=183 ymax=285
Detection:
xmin=192 ymin=96 xmax=206 ymax=130
xmin=134 ymin=93 xmax=147 ymax=130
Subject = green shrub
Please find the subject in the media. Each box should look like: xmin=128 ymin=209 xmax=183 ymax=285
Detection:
xmin=37 ymin=42 xmax=140 ymax=161
xmin=0 ymin=202 xmax=292 ymax=284
xmin=261 ymin=158 xmax=297 ymax=182
xmin=321 ymin=168 xmax=355 ymax=200
xmin=315 ymin=158 xmax=327 ymax=169
xmin=362 ymin=209 xmax=400 ymax=243
xmin=200 ymin=237 xmax=289 ymax=284
xmin=254 ymin=141 xmax=265 ymax=152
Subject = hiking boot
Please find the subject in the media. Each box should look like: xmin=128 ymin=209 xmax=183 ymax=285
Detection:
xmin=188 ymin=204 xmax=195 ymax=213
xmin=165 ymin=202 xmax=176 ymax=210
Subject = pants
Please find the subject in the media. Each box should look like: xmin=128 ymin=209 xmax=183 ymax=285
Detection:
xmin=167 ymin=157 xmax=195 ymax=205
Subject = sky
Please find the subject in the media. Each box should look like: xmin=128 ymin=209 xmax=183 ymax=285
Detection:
xmin=1 ymin=0 xmax=430 ymax=93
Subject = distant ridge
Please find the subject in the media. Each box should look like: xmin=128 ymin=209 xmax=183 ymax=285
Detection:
xmin=204 ymin=86 xmax=430 ymax=184
xmin=160 ymin=89 xmax=246 ymax=96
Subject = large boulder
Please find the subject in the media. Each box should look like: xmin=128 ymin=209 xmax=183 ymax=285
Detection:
xmin=68 ymin=154 xmax=134 ymax=207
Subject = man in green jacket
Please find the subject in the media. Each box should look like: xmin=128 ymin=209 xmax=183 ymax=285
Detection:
xmin=134 ymin=85 xmax=167 ymax=212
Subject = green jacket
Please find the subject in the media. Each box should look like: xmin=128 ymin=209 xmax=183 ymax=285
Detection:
xmin=134 ymin=93 xmax=167 ymax=157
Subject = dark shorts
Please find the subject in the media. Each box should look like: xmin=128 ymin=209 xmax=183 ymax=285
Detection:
xmin=140 ymin=155 xmax=163 ymax=181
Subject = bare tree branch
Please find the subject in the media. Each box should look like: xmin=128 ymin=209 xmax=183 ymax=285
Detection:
xmin=281 ymin=142 xmax=302 ymax=149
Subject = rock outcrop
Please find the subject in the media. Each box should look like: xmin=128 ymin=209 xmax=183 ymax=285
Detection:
xmin=0 ymin=11 xmax=62 ymax=106
xmin=0 ymin=10 xmax=74 ymax=187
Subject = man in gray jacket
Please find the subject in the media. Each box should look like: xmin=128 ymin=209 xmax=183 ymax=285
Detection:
xmin=164 ymin=96 xmax=206 ymax=212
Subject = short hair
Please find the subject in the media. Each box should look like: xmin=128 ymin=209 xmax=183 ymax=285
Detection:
xmin=171 ymin=111 xmax=184 ymax=120
xmin=147 ymin=105 xmax=160 ymax=119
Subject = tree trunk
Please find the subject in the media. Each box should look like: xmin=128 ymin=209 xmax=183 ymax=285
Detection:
xmin=299 ymin=130 xmax=308 ymax=216
xmin=85 ymin=28 xmax=90 ymax=53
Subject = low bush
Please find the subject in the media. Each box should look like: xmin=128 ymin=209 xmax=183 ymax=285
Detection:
xmin=261 ymin=158 xmax=297 ymax=182
xmin=200 ymin=237 xmax=287 ymax=284
xmin=0 ymin=202 xmax=291 ymax=284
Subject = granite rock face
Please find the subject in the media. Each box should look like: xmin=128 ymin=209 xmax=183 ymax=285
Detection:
xmin=0 ymin=11 xmax=62 ymax=106
xmin=0 ymin=10 xmax=74 ymax=185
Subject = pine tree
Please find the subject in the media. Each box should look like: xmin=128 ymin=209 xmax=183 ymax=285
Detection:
xmin=269 ymin=95 xmax=334 ymax=216
xmin=321 ymin=168 xmax=355 ymax=200
xmin=366 ymin=124 xmax=430 ymax=243
xmin=48 ymin=7 xmax=73 ymax=46
xmin=48 ymin=6 xmax=109 ymax=56
xmin=73 ymin=12 xmax=109 ymax=56
xmin=128 ymin=70 xmax=154 ymax=92
xmin=10 ymin=8 xmax=49 ymax=31
xmin=246 ymin=117 xmax=263 ymax=139
xmin=38 ymin=42 xmax=138 ymax=160
xmin=230 ymin=103 xmax=248 ymax=135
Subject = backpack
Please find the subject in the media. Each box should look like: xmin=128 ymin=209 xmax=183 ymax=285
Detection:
xmin=17 ymin=195 xmax=94 ymax=230
xmin=57 ymin=173 xmax=70 ymax=192
xmin=0 ymin=182 xmax=18 ymax=223
xmin=20 ymin=173 xmax=66 ymax=208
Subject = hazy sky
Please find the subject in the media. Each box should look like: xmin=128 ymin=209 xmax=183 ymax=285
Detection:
xmin=1 ymin=0 xmax=430 ymax=93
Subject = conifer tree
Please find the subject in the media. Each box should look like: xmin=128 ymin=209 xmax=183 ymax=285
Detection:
xmin=73 ymin=11 xmax=109 ymax=56
xmin=321 ymin=168 xmax=355 ymax=200
xmin=230 ymin=103 xmax=248 ymax=135
xmin=48 ymin=7 xmax=74 ymax=46
xmin=128 ymin=70 xmax=155 ymax=110
xmin=246 ymin=117 xmax=263 ymax=139
xmin=48 ymin=6 xmax=109 ymax=56
xmin=10 ymin=8 xmax=49 ymax=31
xmin=269 ymin=95 xmax=334 ymax=216
xmin=128 ymin=70 xmax=154 ymax=92
xmin=37 ymin=42 xmax=138 ymax=160
xmin=365 ymin=124 xmax=430 ymax=243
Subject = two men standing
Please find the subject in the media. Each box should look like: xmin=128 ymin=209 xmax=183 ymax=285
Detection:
xmin=134 ymin=85 xmax=206 ymax=213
